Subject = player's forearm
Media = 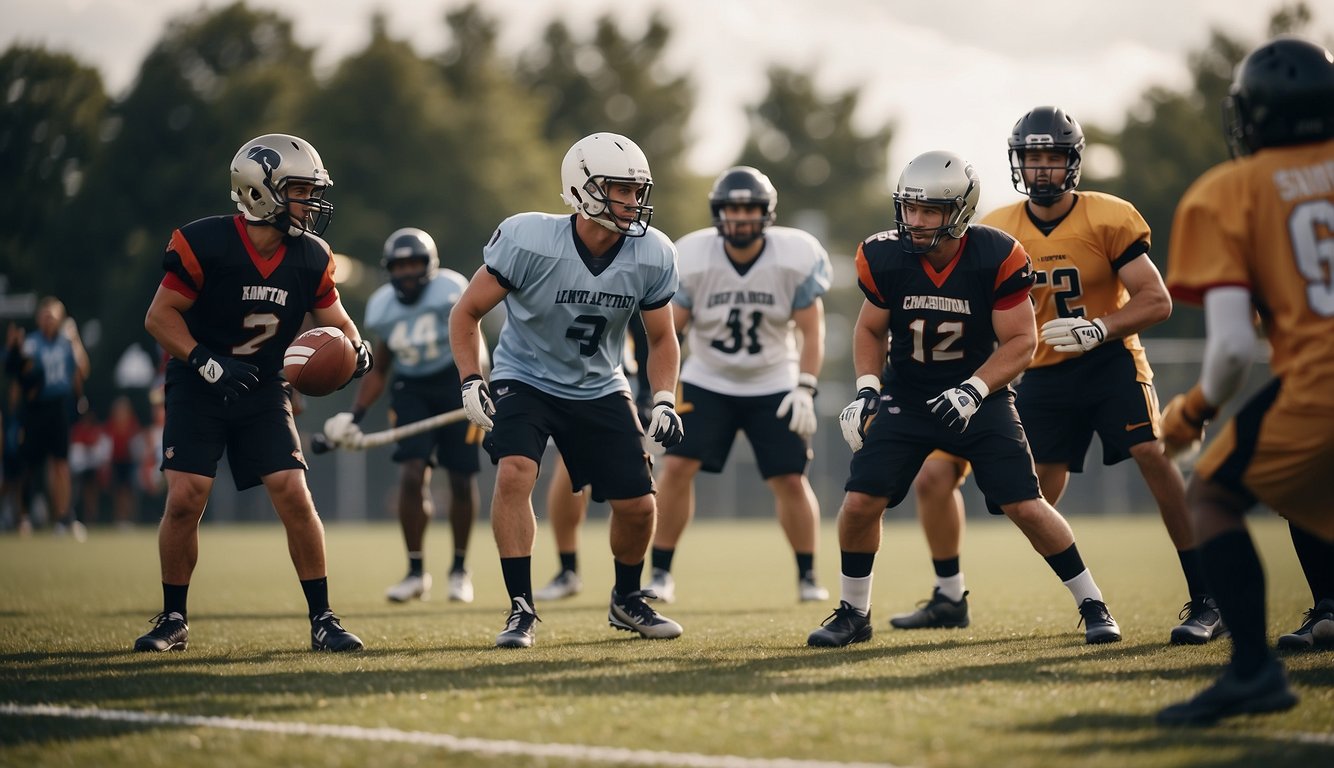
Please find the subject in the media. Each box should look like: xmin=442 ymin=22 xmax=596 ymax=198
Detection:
xmin=794 ymin=301 xmax=824 ymax=378
xmin=850 ymin=324 xmax=886 ymax=380
xmin=1100 ymin=287 xmax=1172 ymax=340
xmin=448 ymin=310 xmax=486 ymax=380
xmin=1199 ymin=287 xmax=1257 ymax=407
xmin=974 ymin=335 xmax=1033 ymax=393
xmin=646 ymin=332 xmax=680 ymax=398
xmin=144 ymin=305 xmax=197 ymax=362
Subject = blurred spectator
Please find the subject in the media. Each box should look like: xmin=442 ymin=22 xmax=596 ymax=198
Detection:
xmin=69 ymin=406 xmax=110 ymax=525
xmin=138 ymin=386 xmax=166 ymax=502
xmin=105 ymin=395 xmax=143 ymax=529
xmin=1 ymin=381 xmax=29 ymax=535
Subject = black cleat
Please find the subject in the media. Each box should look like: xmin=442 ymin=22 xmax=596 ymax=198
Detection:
xmin=1078 ymin=598 xmax=1122 ymax=644
xmin=311 ymin=610 xmax=364 ymax=652
xmin=496 ymin=597 xmax=540 ymax=648
xmin=609 ymin=589 xmax=682 ymax=639
xmin=134 ymin=611 xmax=189 ymax=652
xmin=1276 ymin=598 xmax=1334 ymax=650
xmin=808 ymin=601 xmax=873 ymax=647
xmin=889 ymin=588 xmax=970 ymax=629
xmin=1170 ymin=597 xmax=1228 ymax=645
xmin=1156 ymin=656 xmax=1298 ymax=726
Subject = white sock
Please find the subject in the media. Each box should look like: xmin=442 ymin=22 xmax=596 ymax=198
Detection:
xmin=936 ymin=573 xmax=966 ymax=603
xmin=1062 ymin=569 xmax=1103 ymax=607
xmin=840 ymin=573 xmax=873 ymax=615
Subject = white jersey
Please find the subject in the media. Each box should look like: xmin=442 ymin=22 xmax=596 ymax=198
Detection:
xmin=364 ymin=270 xmax=468 ymax=378
xmin=486 ymin=212 xmax=678 ymax=399
xmin=674 ymin=225 xmax=830 ymax=396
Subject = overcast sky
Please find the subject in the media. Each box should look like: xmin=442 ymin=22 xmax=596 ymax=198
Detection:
xmin=5 ymin=0 xmax=1330 ymax=213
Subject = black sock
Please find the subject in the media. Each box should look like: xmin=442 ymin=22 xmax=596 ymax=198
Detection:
xmin=1202 ymin=529 xmax=1269 ymax=678
xmin=795 ymin=552 xmax=815 ymax=580
xmin=163 ymin=583 xmax=189 ymax=620
xmin=1176 ymin=547 xmax=1209 ymax=600
xmin=500 ymin=556 xmax=533 ymax=605
xmin=300 ymin=577 xmax=330 ymax=620
xmin=408 ymin=554 xmax=424 ymax=576
xmin=614 ymin=558 xmax=644 ymax=597
xmin=451 ymin=550 xmax=467 ymax=573
xmin=1289 ymin=521 xmax=1334 ymax=605
xmin=932 ymin=556 xmax=961 ymax=579
xmin=559 ymin=551 xmax=578 ymax=574
xmin=840 ymin=551 xmax=876 ymax=579
xmin=651 ymin=547 xmax=674 ymax=573
xmin=1044 ymin=544 xmax=1086 ymax=582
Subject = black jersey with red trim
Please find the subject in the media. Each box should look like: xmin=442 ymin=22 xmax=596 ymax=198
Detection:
xmin=855 ymin=225 xmax=1033 ymax=404
xmin=160 ymin=214 xmax=339 ymax=384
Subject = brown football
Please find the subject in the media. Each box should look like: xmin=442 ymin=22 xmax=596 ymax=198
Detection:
xmin=284 ymin=327 xmax=356 ymax=397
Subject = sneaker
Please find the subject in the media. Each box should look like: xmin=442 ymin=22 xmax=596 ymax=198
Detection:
xmin=808 ymin=601 xmax=873 ymax=647
xmin=1170 ymin=597 xmax=1228 ymax=645
xmin=533 ymin=570 xmax=582 ymax=601
xmin=1277 ymin=598 xmax=1334 ymax=649
xmin=496 ymin=597 xmax=540 ymax=648
xmin=1156 ymin=656 xmax=1298 ymax=726
xmin=889 ymin=588 xmax=970 ymax=629
xmin=385 ymin=572 xmax=432 ymax=603
xmin=448 ymin=569 xmax=474 ymax=603
xmin=799 ymin=574 xmax=829 ymax=602
xmin=1078 ymin=598 xmax=1122 ymax=644
xmin=609 ymin=588 xmax=682 ymax=639
xmin=647 ymin=568 xmax=676 ymax=603
xmin=69 ymin=520 xmax=87 ymax=542
xmin=311 ymin=610 xmax=363 ymax=651
xmin=133 ymin=611 xmax=189 ymax=652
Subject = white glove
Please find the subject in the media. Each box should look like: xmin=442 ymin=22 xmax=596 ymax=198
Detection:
xmin=838 ymin=375 xmax=881 ymax=452
xmin=322 ymin=412 xmax=363 ymax=448
xmin=461 ymin=374 xmax=495 ymax=430
xmin=1040 ymin=317 xmax=1107 ymax=354
xmin=776 ymin=373 xmax=819 ymax=438
xmin=648 ymin=390 xmax=684 ymax=448
xmin=927 ymin=376 xmax=989 ymax=433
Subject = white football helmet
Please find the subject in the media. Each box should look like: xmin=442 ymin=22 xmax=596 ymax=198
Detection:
xmin=230 ymin=133 xmax=334 ymax=236
xmin=560 ymin=132 xmax=654 ymax=237
xmin=892 ymin=150 xmax=980 ymax=254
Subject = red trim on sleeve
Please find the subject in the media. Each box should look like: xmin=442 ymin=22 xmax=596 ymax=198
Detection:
xmin=161 ymin=272 xmax=198 ymax=300
xmin=994 ymin=285 xmax=1032 ymax=311
xmin=169 ymin=229 xmax=205 ymax=291
xmin=1168 ymin=281 xmax=1251 ymax=307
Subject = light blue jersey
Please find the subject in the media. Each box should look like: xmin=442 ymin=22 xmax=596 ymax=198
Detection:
xmin=364 ymin=270 xmax=469 ymax=378
xmin=22 ymin=332 xmax=78 ymax=401
xmin=485 ymin=212 xmax=677 ymax=399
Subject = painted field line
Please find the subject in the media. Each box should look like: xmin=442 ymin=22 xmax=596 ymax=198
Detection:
xmin=1 ymin=702 xmax=909 ymax=768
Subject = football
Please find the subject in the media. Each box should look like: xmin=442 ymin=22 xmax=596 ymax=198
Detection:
xmin=284 ymin=327 xmax=356 ymax=397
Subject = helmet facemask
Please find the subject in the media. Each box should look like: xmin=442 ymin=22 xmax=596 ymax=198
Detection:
xmin=1009 ymin=147 xmax=1081 ymax=206
xmin=893 ymin=151 xmax=980 ymax=256
xmin=709 ymin=166 xmax=777 ymax=248
xmin=1007 ymin=107 xmax=1084 ymax=206
xmin=382 ymin=227 xmax=440 ymax=304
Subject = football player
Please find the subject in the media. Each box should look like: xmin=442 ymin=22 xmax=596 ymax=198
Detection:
xmin=135 ymin=133 xmax=371 ymax=653
xmin=449 ymin=132 xmax=684 ymax=648
xmin=810 ymin=150 xmax=1120 ymax=647
xmin=647 ymin=166 xmax=832 ymax=604
xmin=1156 ymin=36 xmax=1334 ymax=726
xmin=323 ymin=228 xmax=482 ymax=605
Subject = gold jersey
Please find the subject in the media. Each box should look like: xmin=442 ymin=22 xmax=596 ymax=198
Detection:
xmin=980 ymin=191 xmax=1151 ymax=372
xmin=1167 ymin=139 xmax=1334 ymax=412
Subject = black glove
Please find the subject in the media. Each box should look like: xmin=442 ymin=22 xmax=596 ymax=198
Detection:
xmin=188 ymin=344 xmax=259 ymax=402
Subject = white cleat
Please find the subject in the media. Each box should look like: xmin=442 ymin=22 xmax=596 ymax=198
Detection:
xmin=448 ymin=569 xmax=474 ymax=603
xmin=799 ymin=576 xmax=830 ymax=602
xmin=534 ymin=570 xmax=582 ymax=601
xmin=385 ymin=572 xmax=432 ymax=603
xmin=647 ymin=568 xmax=676 ymax=604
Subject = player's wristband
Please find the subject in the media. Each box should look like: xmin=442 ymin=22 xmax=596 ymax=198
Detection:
xmin=797 ymin=372 xmax=818 ymax=396
xmin=855 ymin=374 xmax=881 ymax=394
xmin=1182 ymin=384 xmax=1217 ymax=427
xmin=961 ymin=375 xmax=990 ymax=401
xmin=653 ymin=390 xmax=676 ymax=408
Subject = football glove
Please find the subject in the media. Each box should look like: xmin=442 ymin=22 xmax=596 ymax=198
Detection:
xmin=1040 ymin=317 xmax=1108 ymax=354
xmin=188 ymin=344 xmax=259 ymax=402
xmin=648 ymin=390 xmax=685 ymax=449
xmin=322 ymin=412 xmax=363 ymax=448
xmin=838 ymin=375 xmax=882 ymax=452
xmin=1161 ymin=385 xmax=1217 ymax=460
xmin=928 ymin=376 xmax=989 ymax=433
xmin=461 ymin=374 xmax=496 ymax=430
xmin=776 ymin=373 xmax=819 ymax=438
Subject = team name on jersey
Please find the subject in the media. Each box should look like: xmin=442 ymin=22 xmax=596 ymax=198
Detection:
xmin=241 ymin=285 xmax=290 ymax=305
xmin=706 ymin=290 xmax=776 ymax=308
xmin=1036 ymin=254 xmax=1066 ymax=263
xmin=1274 ymin=160 xmax=1334 ymax=202
xmin=903 ymin=295 xmax=973 ymax=314
xmin=553 ymin=289 xmax=635 ymax=309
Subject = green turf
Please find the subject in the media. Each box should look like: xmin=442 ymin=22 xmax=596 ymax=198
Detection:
xmin=1 ymin=515 xmax=1330 ymax=767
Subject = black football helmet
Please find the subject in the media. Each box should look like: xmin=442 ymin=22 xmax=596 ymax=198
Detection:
xmin=381 ymin=227 xmax=439 ymax=304
xmin=1224 ymin=36 xmax=1334 ymax=157
xmin=709 ymin=166 xmax=777 ymax=248
xmin=1008 ymin=106 xmax=1084 ymax=206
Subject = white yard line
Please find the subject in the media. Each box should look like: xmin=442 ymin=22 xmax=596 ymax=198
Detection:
xmin=1 ymin=702 xmax=909 ymax=768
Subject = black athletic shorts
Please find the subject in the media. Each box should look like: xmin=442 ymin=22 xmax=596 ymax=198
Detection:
xmin=666 ymin=382 xmax=810 ymax=477
xmin=389 ymin=367 xmax=480 ymax=473
xmin=20 ymin=398 xmax=72 ymax=463
xmin=484 ymin=379 xmax=652 ymax=502
xmin=161 ymin=375 xmax=305 ymax=490
xmin=1016 ymin=347 xmax=1160 ymax=472
xmin=845 ymin=387 xmax=1040 ymax=510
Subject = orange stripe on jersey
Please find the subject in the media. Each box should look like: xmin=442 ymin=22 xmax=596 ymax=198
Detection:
xmin=314 ymin=242 xmax=338 ymax=308
xmin=169 ymin=229 xmax=204 ymax=291
xmin=854 ymin=243 xmax=886 ymax=305
xmin=994 ymin=241 xmax=1029 ymax=293
xmin=160 ymin=272 xmax=198 ymax=300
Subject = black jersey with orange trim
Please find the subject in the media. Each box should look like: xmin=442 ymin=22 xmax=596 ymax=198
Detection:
xmin=855 ymin=224 xmax=1033 ymax=403
xmin=160 ymin=214 xmax=339 ymax=384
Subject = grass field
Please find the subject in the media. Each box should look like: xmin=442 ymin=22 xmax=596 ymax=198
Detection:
xmin=1 ymin=514 xmax=1331 ymax=767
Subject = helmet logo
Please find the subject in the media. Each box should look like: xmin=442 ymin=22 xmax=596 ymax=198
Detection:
xmin=246 ymin=145 xmax=282 ymax=177
xmin=1022 ymin=134 xmax=1056 ymax=146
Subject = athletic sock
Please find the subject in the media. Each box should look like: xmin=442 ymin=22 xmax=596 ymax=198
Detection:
xmin=500 ymin=556 xmax=533 ymax=605
xmin=300 ymin=577 xmax=330 ymax=620
xmin=651 ymin=547 xmax=674 ymax=573
xmin=408 ymin=552 xmax=424 ymax=576
xmin=451 ymin=550 xmax=467 ymax=573
xmin=1202 ymin=529 xmax=1269 ymax=678
xmin=162 ymin=583 xmax=189 ymax=621
xmin=558 ymin=551 xmax=578 ymax=574
xmin=613 ymin=559 xmax=644 ymax=598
